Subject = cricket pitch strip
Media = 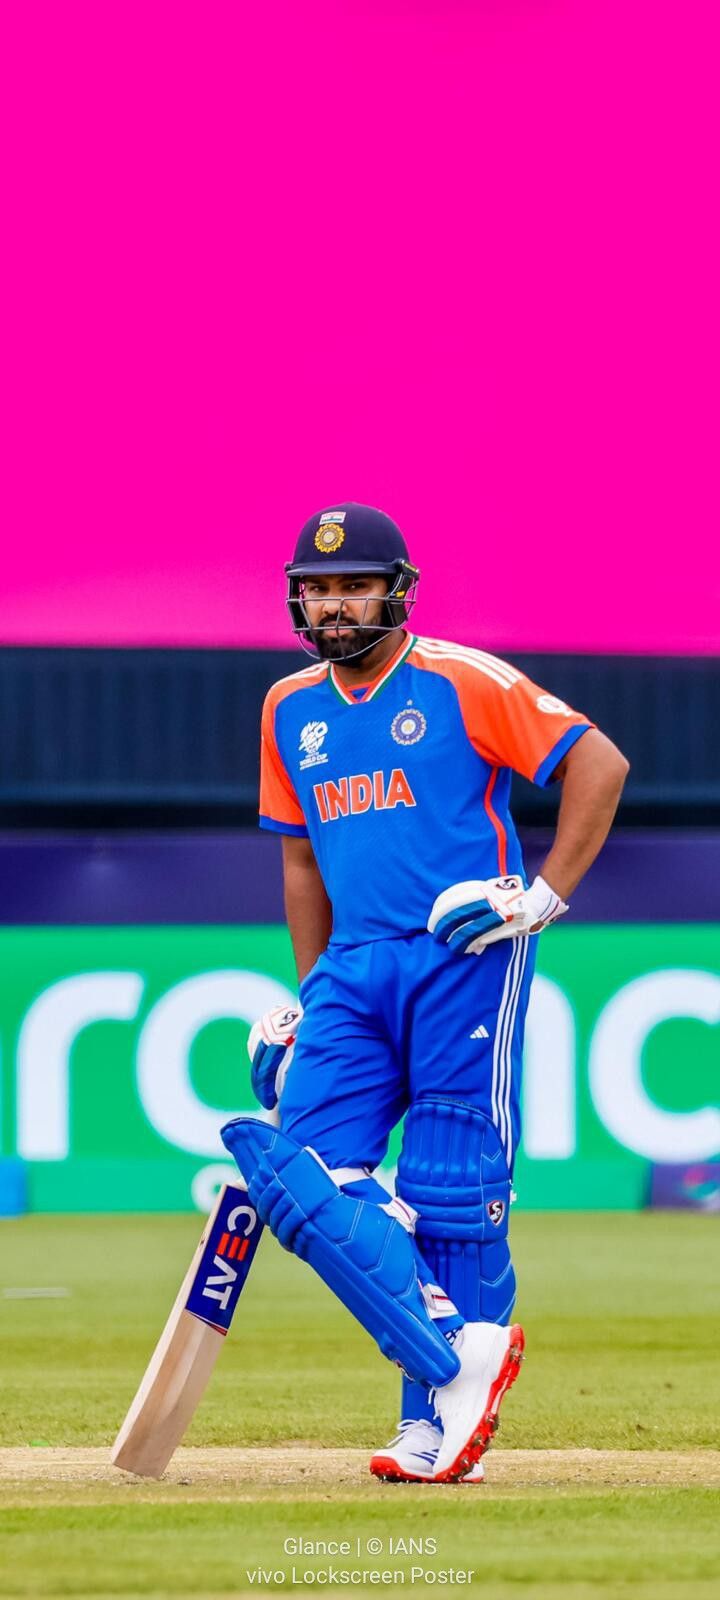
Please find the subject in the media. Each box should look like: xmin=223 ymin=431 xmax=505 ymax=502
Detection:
xmin=1 ymin=1447 xmax=718 ymax=1495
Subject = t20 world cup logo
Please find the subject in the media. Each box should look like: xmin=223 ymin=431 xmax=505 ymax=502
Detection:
xmin=299 ymin=720 xmax=329 ymax=770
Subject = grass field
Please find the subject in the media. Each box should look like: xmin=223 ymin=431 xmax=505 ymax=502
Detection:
xmin=0 ymin=1211 xmax=718 ymax=1599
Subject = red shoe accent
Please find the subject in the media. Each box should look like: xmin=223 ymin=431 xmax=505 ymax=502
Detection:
xmin=369 ymin=1453 xmax=486 ymax=1486
xmin=369 ymin=1454 xmax=434 ymax=1483
xmin=432 ymin=1323 xmax=525 ymax=1485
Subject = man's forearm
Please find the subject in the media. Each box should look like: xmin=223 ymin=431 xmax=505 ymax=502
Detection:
xmin=282 ymin=836 xmax=333 ymax=981
xmin=540 ymin=728 xmax=629 ymax=901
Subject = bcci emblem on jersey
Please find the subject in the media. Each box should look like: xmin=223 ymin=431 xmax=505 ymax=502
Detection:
xmin=391 ymin=707 xmax=427 ymax=746
xmin=299 ymin=720 xmax=329 ymax=770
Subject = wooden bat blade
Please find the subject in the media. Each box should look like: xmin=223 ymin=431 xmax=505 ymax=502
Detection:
xmin=112 ymin=1309 xmax=225 ymax=1478
xmin=112 ymin=1181 xmax=263 ymax=1478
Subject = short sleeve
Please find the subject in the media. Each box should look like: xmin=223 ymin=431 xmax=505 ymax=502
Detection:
xmin=259 ymin=692 xmax=309 ymax=836
xmin=455 ymin=660 xmax=594 ymax=786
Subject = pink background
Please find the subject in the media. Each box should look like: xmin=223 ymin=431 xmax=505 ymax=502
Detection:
xmin=1 ymin=2 xmax=718 ymax=652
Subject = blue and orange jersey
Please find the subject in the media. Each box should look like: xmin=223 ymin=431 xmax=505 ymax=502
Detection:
xmin=260 ymin=633 xmax=593 ymax=945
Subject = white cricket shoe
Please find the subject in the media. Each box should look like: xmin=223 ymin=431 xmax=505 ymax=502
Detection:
xmin=432 ymin=1321 xmax=525 ymax=1483
xmin=369 ymin=1420 xmax=485 ymax=1484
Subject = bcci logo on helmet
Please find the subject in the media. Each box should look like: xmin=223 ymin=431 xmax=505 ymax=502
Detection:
xmin=391 ymin=708 xmax=427 ymax=746
xmin=299 ymin=720 xmax=329 ymax=771
xmin=314 ymin=521 xmax=346 ymax=554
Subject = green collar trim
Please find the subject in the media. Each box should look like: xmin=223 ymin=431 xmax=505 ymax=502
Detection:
xmin=328 ymin=634 xmax=415 ymax=706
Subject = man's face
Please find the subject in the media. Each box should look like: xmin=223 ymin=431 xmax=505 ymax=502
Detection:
xmin=301 ymin=573 xmax=391 ymax=660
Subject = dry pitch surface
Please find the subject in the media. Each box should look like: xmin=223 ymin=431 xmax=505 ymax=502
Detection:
xmin=1 ymin=1446 xmax=719 ymax=1497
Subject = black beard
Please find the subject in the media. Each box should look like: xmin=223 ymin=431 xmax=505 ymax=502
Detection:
xmin=310 ymin=622 xmax=389 ymax=662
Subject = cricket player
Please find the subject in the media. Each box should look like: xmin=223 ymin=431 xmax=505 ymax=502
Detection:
xmin=223 ymin=502 xmax=628 ymax=1484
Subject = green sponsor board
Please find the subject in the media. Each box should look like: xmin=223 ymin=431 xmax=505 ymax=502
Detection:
xmin=0 ymin=925 xmax=717 ymax=1211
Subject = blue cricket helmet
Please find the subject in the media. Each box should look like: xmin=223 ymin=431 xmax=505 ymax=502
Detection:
xmin=285 ymin=502 xmax=420 ymax=651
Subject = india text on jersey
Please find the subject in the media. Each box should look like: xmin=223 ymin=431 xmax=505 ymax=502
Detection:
xmin=313 ymin=768 xmax=417 ymax=823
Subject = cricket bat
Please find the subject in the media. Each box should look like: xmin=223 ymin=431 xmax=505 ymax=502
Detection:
xmin=111 ymin=1179 xmax=264 ymax=1477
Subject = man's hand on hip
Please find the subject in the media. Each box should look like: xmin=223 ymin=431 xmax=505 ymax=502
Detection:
xmin=248 ymin=1005 xmax=303 ymax=1109
xmin=427 ymin=874 xmax=568 ymax=956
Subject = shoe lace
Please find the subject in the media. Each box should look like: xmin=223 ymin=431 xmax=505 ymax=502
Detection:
xmin=389 ymin=1418 xmax=440 ymax=1449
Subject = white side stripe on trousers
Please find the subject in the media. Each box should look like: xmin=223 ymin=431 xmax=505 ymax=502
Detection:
xmin=491 ymin=936 xmax=529 ymax=1166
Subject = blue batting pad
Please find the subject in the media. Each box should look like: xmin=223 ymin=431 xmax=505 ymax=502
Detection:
xmin=398 ymin=1097 xmax=515 ymax=1321
xmin=221 ymin=1116 xmax=460 ymax=1390
xmin=398 ymin=1097 xmax=516 ymax=1424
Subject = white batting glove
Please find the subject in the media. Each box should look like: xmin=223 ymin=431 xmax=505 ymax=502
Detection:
xmin=428 ymin=874 xmax=568 ymax=956
xmin=248 ymin=1004 xmax=303 ymax=1109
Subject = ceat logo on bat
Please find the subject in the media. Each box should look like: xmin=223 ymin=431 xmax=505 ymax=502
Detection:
xmin=185 ymin=1187 xmax=263 ymax=1333
xmin=313 ymin=768 xmax=416 ymax=823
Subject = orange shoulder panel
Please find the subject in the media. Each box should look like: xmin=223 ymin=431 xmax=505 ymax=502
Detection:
xmin=409 ymin=638 xmax=592 ymax=782
xmin=260 ymin=664 xmax=327 ymax=829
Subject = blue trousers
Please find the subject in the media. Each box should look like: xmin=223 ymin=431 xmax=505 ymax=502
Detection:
xmin=280 ymin=930 xmax=535 ymax=1423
